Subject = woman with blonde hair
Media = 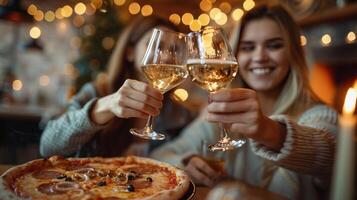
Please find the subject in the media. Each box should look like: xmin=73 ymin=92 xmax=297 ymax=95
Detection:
xmin=151 ymin=3 xmax=337 ymax=199
xmin=40 ymin=16 xmax=195 ymax=157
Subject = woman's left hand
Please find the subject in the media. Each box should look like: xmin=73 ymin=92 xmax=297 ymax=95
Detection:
xmin=205 ymin=88 xmax=286 ymax=151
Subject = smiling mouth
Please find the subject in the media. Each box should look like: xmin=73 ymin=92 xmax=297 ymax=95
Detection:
xmin=249 ymin=67 xmax=274 ymax=75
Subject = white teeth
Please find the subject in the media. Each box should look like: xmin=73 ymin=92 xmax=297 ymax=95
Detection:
xmin=251 ymin=68 xmax=272 ymax=75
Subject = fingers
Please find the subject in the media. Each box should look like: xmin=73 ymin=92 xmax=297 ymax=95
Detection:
xmin=209 ymin=88 xmax=255 ymax=102
xmin=206 ymin=111 xmax=259 ymax=124
xmin=185 ymin=157 xmax=219 ymax=187
xmin=111 ymin=105 xmax=149 ymax=119
xmin=125 ymin=79 xmax=163 ymax=101
xmin=207 ymin=98 xmax=259 ymax=113
xmin=117 ymin=96 xmax=160 ymax=116
xmin=114 ymin=79 xmax=163 ymax=117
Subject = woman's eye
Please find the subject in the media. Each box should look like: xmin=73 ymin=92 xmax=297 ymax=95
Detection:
xmin=267 ymin=42 xmax=284 ymax=50
xmin=239 ymin=45 xmax=254 ymax=51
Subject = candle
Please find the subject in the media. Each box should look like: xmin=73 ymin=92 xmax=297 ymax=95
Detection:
xmin=331 ymin=88 xmax=357 ymax=200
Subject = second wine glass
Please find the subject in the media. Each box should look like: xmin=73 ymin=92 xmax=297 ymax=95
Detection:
xmin=187 ymin=27 xmax=246 ymax=151
xmin=129 ymin=28 xmax=188 ymax=140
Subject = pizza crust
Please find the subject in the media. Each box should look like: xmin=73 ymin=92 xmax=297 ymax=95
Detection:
xmin=0 ymin=156 xmax=190 ymax=200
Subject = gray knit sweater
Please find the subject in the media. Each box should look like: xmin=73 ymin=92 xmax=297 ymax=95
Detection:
xmin=150 ymin=104 xmax=338 ymax=200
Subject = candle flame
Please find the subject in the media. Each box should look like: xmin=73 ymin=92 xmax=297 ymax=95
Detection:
xmin=343 ymin=88 xmax=357 ymax=115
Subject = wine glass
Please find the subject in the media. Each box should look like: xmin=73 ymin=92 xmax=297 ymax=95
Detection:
xmin=130 ymin=28 xmax=188 ymax=140
xmin=187 ymin=27 xmax=246 ymax=151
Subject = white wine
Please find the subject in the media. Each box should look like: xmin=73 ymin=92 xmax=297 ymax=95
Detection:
xmin=187 ymin=59 xmax=238 ymax=92
xmin=142 ymin=64 xmax=188 ymax=93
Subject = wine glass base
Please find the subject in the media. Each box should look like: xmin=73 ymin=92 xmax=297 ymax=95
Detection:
xmin=208 ymin=139 xmax=246 ymax=151
xmin=129 ymin=128 xmax=166 ymax=140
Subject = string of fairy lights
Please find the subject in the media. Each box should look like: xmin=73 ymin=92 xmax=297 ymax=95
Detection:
xmin=9 ymin=0 xmax=357 ymax=99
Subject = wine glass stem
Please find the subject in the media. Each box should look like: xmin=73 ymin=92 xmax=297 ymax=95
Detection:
xmin=145 ymin=116 xmax=154 ymax=132
xmin=219 ymin=122 xmax=229 ymax=140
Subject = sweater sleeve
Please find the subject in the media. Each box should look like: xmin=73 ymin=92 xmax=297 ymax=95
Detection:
xmin=150 ymin=117 xmax=217 ymax=168
xmin=250 ymin=105 xmax=338 ymax=176
xmin=40 ymin=84 xmax=106 ymax=157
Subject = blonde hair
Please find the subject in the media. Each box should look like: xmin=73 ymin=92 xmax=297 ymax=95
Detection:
xmin=234 ymin=3 xmax=319 ymax=117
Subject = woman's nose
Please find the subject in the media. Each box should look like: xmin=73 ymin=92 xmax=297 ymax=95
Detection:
xmin=252 ymin=46 xmax=269 ymax=63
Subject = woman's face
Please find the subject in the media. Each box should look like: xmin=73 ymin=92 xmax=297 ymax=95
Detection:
xmin=237 ymin=18 xmax=290 ymax=92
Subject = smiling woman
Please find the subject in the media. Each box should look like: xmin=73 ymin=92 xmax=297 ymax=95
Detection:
xmin=151 ymin=3 xmax=338 ymax=200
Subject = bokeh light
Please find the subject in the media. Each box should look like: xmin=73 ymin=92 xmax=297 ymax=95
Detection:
xmin=141 ymin=5 xmax=153 ymax=16
xmin=74 ymin=2 xmax=86 ymax=15
xmin=169 ymin=13 xmax=181 ymax=25
xmin=29 ymin=26 xmax=41 ymax=39
xmin=128 ymin=2 xmax=140 ymax=15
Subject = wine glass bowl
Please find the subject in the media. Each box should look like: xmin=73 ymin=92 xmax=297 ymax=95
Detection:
xmin=129 ymin=28 xmax=188 ymax=140
xmin=187 ymin=27 xmax=246 ymax=151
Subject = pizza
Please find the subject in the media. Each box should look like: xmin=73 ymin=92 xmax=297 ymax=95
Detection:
xmin=0 ymin=156 xmax=191 ymax=200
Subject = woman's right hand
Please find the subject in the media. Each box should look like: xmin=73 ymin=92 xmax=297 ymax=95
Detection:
xmin=184 ymin=156 xmax=222 ymax=187
xmin=91 ymin=79 xmax=163 ymax=125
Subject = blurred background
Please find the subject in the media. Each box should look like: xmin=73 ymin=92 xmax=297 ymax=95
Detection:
xmin=0 ymin=0 xmax=356 ymax=164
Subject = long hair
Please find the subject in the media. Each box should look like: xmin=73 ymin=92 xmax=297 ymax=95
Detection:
xmin=96 ymin=16 xmax=179 ymax=95
xmin=93 ymin=16 xmax=179 ymax=157
xmin=234 ymin=3 xmax=319 ymax=116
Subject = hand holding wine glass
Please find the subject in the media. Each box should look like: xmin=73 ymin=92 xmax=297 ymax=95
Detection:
xmin=129 ymin=28 xmax=188 ymax=140
xmin=187 ymin=27 xmax=246 ymax=151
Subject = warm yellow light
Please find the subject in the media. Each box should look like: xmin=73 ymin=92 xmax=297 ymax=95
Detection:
xmin=231 ymin=8 xmax=244 ymax=21
xmin=321 ymin=34 xmax=331 ymax=46
xmin=169 ymin=13 xmax=181 ymax=25
xmin=27 ymin=4 xmax=37 ymax=15
xmin=182 ymin=13 xmax=194 ymax=25
xmin=346 ymin=31 xmax=356 ymax=43
xmin=198 ymin=14 xmax=210 ymax=26
xmin=343 ymin=88 xmax=357 ymax=115
xmin=91 ymin=0 xmax=103 ymax=9
xmin=174 ymin=88 xmax=189 ymax=102
xmin=219 ymin=2 xmax=231 ymax=13
xmin=34 ymin=10 xmax=44 ymax=21
xmin=39 ymin=75 xmax=50 ymax=86
xmin=29 ymin=26 xmax=41 ymax=39
xmin=215 ymin=12 xmax=227 ymax=25
xmin=243 ymin=0 xmax=255 ymax=11
xmin=61 ymin=5 xmax=73 ymax=18
xmin=70 ymin=36 xmax=82 ymax=49
xmin=12 ymin=80 xmax=23 ymax=91
xmin=129 ymin=2 xmax=140 ymax=15
xmin=209 ymin=8 xmax=221 ymax=20
xmin=200 ymin=0 xmax=212 ymax=12
xmin=44 ymin=11 xmax=55 ymax=22
xmin=354 ymin=80 xmax=357 ymax=90
xmin=141 ymin=5 xmax=153 ymax=16
xmin=74 ymin=2 xmax=86 ymax=15
xmin=86 ymin=3 xmax=96 ymax=15
xmin=73 ymin=15 xmax=85 ymax=27
xmin=55 ymin=8 xmax=64 ymax=19
xmin=190 ymin=20 xmax=201 ymax=32
xmin=300 ymin=35 xmax=307 ymax=46
xmin=102 ymin=37 xmax=115 ymax=50
xmin=114 ymin=0 xmax=126 ymax=6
